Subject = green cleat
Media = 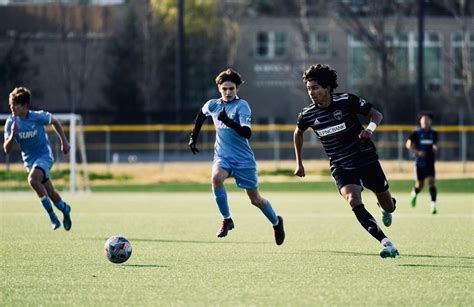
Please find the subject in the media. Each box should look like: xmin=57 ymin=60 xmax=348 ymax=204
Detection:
xmin=380 ymin=241 xmax=399 ymax=259
xmin=410 ymin=195 xmax=417 ymax=208
xmin=431 ymin=207 xmax=437 ymax=215
xmin=62 ymin=204 xmax=72 ymax=231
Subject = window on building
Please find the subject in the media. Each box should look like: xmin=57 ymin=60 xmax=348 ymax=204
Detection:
xmin=308 ymin=32 xmax=330 ymax=58
xmin=451 ymin=31 xmax=474 ymax=92
xmin=349 ymin=32 xmax=443 ymax=91
xmin=256 ymin=31 xmax=288 ymax=59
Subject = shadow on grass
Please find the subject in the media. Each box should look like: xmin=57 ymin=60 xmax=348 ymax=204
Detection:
xmin=398 ymin=264 xmax=473 ymax=269
xmin=94 ymin=237 xmax=268 ymax=245
xmin=129 ymin=238 xmax=268 ymax=245
xmin=122 ymin=264 xmax=169 ymax=268
xmin=317 ymin=250 xmax=474 ymax=260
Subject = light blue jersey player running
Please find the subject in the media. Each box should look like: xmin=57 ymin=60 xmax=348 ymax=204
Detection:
xmin=189 ymin=68 xmax=285 ymax=245
xmin=3 ymin=87 xmax=72 ymax=231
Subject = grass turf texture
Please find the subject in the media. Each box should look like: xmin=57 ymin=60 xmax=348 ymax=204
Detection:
xmin=1 ymin=178 xmax=473 ymax=193
xmin=1 ymin=191 xmax=473 ymax=305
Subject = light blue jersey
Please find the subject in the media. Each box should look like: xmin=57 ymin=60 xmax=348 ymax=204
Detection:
xmin=202 ymin=97 xmax=256 ymax=169
xmin=4 ymin=110 xmax=54 ymax=170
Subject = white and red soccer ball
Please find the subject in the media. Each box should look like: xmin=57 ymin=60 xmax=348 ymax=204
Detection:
xmin=104 ymin=235 xmax=132 ymax=264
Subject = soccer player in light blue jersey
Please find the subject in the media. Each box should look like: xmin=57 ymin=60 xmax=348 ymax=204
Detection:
xmin=3 ymin=87 xmax=72 ymax=231
xmin=189 ymin=68 xmax=285 ymax=245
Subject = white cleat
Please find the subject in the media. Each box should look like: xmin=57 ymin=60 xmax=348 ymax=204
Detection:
xmin=380 ymin=240 xmax=399 ymax=259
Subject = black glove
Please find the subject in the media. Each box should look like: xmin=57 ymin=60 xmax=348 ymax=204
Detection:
xmin=189 ymin=135 xmax=199 ymax=154
xmin=218 ymin=108 xmax=230 ymax=123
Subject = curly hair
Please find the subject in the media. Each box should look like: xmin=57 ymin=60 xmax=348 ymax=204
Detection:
xmin=417 ymin=111 xmax=434 ymax=124
xmin=9 ymin=87 xmax=31 ymax=105
xmin=215 ymin=68 xmax=244 ymax=87
xmin=302 ymin=64 xmax=338 ymax=92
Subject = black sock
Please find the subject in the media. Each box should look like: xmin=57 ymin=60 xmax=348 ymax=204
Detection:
xmin=414 ymin=187 xmax=421 ymax=194
xmin=429 ymin=186 xmax=437 ymax=202
xmin=352 ymin=204 xmax=386 ymax=242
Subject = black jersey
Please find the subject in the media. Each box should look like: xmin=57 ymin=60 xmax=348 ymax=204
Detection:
xmin=408 ymin=127 xmax=438 ymax=167
xmin=297 ymin=93 xmax=379 ymax=170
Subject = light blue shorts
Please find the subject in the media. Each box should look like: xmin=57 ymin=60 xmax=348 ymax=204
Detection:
xmin=217 ymin=164 xmax=258 ymax=190
xmin=26 ymin=157 xmax=53 ymax=182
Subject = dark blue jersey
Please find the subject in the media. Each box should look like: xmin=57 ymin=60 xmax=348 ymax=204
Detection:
xmin=408 ymin=128 xmax=438 ymax=167
xmin=297 ymin=93 xmax=378 ymax=170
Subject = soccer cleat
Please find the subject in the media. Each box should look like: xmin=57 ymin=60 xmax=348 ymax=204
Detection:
xmin=381 ymin=211 xmax=392 ymax=227
xmin=431 ymin=207 xmax=437 ymax=215
xmin=378 ymin=197 xmax=395 ymax=227
xmin=410 ymin=190 xmax=417 ymax=208
xmin=50 ymin=214 xmax=61 ymax=230
xmin=379 ymin=240 xmax=399 ymax=258
xmin=273 ymin=216 xmax=285 ymax=246
xmin=216 ymin=218 xmax=234 ymax=238
xmin=62 ymin=203 xmax=72 ymax=231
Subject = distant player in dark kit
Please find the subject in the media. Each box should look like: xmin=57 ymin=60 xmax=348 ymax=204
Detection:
xmin=406 ymin=111 xmax=439 ymax=214
xmin=3 ymin=87 xmax=72 ymax=231
xmin=188 ymin=68 xmax=285 ymax=245
xmin=293 ymin=64 xmax=399 ymax=258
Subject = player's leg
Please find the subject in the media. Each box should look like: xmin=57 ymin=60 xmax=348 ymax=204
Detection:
xmin=411 ymin=168 xmax=426 ymax=207
xmin=44 ymin=179 xmax=72 ymax=230
xmin=359 ymin=161 xmax=396 ymax=227
xmin=245 ymin=188 xmax=285 ymax=245
xmin=211 ymin=164 xmax=233 ymax=237
xmin=28 ymin=167 xmax=60 ymax=230
xmin=427 ymin=176 xmax=437 ymax=214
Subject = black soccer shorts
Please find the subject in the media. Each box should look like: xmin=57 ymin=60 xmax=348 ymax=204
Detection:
xmin=416 ymin=164 xmax=435 ymax=181
xmin=331 ymin=161 xmax=389 ymax=193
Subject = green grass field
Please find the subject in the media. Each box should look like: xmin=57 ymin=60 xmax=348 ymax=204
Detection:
xmin=1 ymin=191 xmax=473 ymax=305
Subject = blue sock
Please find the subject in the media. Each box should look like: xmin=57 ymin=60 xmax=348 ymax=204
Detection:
xmin=40 ymin=196 xmax=55 ymax=217
xmin=260 ymin=200 xmax=278 ymax=225
xmin=53 ymin=199 xmax=66 ymax=212
xmin=213 ymin=186 xmax=230 ymax=219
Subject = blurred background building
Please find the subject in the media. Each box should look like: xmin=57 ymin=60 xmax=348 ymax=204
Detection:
xmin=0 ymin=0 xmax=472 ymax=125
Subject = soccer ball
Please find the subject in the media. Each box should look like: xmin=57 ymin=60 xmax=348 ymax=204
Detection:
xmin=104 ymin=235 xmax=132 ymax=264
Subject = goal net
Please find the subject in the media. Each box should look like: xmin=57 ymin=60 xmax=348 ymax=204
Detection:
xmin=1 ymin=113 xmax=90 ymax=193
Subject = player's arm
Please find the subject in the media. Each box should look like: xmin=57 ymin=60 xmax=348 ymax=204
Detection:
xmin=51 ymin=116 xmax=70 ymax=154
xmin=359 ymin=107 xmax=383 ymax=139
xmin=189 ymin=109 xmax=207 ymax=154
xmin=293 ymin=127 xmax=306 ymax=177
xmin=217 ymin=109 xmax=251 ymax=139
xmin=406 ymin=134 xmax=424 ymax=157
xmin=3 ymin=121 xmax=17 ymax=154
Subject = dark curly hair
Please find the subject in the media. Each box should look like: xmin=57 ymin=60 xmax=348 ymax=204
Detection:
xmin=417 ymin=111 xmax=433 ymax=124
xmin=215 ymin=68 xmax=244 ymax=87
xmin=302 ymin=64 xmax=338 ymax=92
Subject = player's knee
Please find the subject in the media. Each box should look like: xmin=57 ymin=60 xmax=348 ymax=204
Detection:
xmin=211 ymin=176 xmax=224 ymax=187
xmin=345 ymin=194 xmax=361 ymax=208
xmin=249 ymin=196 xmax=264 ymax=208
xmin=27 ymin=175 xmax=40 ymax=187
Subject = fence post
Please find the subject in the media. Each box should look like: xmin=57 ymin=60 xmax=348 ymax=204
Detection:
xmin=69 ymin=114 xmax=76 ymax=194
xmin=461 ymin=129 xmax=467 ymax=173
xmin=159 ymin=130 xmax=165 ymax=167
xmin=273 ymin=126 xmax=280 ymax=168
xmin=397 ymin=129 xmax=403 ymax=172
xmin=105 ymin=129 xmax=111 ymax=171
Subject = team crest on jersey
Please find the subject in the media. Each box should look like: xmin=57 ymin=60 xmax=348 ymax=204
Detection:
xmin=333 ymin=110 xmax=342 ymax=120
xmin=359 ymin=98 xmax=367 ymax=106
xmin=313 ymin=118 xmax=320 ymax=125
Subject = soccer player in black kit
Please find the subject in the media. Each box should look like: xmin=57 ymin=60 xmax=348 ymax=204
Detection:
xmin=406 ymin=112 xmax=439 ymax=214
xmin=293 ymin=64 xmax=399 ymax=258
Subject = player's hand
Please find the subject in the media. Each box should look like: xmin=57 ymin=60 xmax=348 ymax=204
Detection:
xmin=294 ymin=165 xmax=305 ymax=177
xmin=218 ymin=108 xmax=229 ymax=122
xmin=432 ymin=144 xmax=438 ymax=154
xmin=61 ymin=141 xmax=71 ymax=154
xmin=189 ymin=137 xmax=199 ymax=154
xmin=416 ymin=150 xmax=426 ymax=157
xmin=11 ymin=121 xmax=18 ymax=134
xmin=358 ymin=129 xmax=372 ymax=139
